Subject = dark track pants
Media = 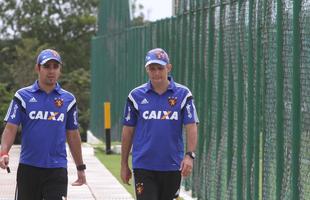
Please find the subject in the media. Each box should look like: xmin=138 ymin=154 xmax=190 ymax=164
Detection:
xmin=16 ymin=163 xmax=68 ymax=200
xmin=133 ymin=169 xmax=181 ymax=200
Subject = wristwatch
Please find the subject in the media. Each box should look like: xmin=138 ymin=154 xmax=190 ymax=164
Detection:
xmin=185 ymin=151 xmax=196 ymax=160
xmin=76 ymin=164 xmax=86 ymax=171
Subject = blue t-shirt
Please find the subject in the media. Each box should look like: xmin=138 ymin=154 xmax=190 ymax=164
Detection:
xmin=4 ymin=81 xmax=79 ymax=168
xmin=123 ymin=77 xmax=199 ymax=171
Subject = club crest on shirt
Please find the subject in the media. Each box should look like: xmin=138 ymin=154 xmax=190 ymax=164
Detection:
xmin=168 ymin=97 xmax=177 ymax=107
xmin=54 ymin=98 xmax=64 ymax=108
xmin=136 ymin=183 xmax=144 ymax=195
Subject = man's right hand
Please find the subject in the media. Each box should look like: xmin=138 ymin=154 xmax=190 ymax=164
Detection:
xmin=0 ymin=154 xmax=9 ymax=169
xmin=120 ymin=164 xmax=132 ymax=185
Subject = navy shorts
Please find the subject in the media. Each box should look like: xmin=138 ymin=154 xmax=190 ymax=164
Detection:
xmin=15 ymin=163 xmax=68 ymax=200
xmin=133 ymin=169 xmax=181 ymax=200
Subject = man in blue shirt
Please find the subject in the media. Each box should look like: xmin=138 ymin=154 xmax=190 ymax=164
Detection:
xmin=0 ymin=49 xmax=86 ymax=200
xmin=121 ymin=48 xmax=199 ymax=200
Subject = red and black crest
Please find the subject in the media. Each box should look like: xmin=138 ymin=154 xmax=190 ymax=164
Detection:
xmin=136 ymin=183 xmax=144 ymax=195
xmin=54 ymin=98 xmax=64 ymax=108
xmin=155 ymin=50 xmax=166 ymax=60
xmin=168 ymin=97 xmax=177 ymax=107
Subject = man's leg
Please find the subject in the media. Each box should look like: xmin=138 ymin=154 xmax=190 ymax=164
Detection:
xmin=16 ymin=164 xmax=42 ymax=200
xmin=133 ymin=169 xmax=159 ymax=200
xmin=158 ymin=171 xmax=181 ymax=200
xmin=42 ymin=168 xmax=68 ymax=200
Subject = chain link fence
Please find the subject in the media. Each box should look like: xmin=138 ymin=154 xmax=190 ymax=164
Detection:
xmin=90 ymin=0 xmax=310 ymax=199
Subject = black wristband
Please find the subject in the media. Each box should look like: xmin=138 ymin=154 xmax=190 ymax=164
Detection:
xmin=77 ymin=164 xmax=86 ymax=171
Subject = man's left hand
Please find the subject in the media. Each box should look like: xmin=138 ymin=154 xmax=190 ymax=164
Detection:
xmin=180 ymin=156 xmax=193 ymax=177
xmin=72 ymin=170 xmax=86 ymax=186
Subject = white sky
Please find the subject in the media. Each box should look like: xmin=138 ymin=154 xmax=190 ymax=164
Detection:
xmin=136 ymin=0 xmax=173 ymax=21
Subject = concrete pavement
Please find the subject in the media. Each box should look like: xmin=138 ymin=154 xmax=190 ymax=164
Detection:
xmin=0 ymin=145 xmax=133 ymax=200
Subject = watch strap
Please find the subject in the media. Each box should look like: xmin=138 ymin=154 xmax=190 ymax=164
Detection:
xmin=77 ymin=164 xmax=86 ymax=171
xmin=185 ymin=151 xmax=195 ymax=159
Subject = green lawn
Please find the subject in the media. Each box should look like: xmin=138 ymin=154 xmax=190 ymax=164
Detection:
xmin=94 ymin=146 xmax=135 ymax=197
xmin=94 ymin=145 xmax=183 ymax=200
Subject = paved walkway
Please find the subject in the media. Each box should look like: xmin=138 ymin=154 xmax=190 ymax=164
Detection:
xmin=0 ymin=145 xmax=133 ymax=200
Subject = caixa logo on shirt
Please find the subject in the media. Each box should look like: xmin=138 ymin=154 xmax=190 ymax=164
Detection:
xmin=29 ymin=111 xmax=65 ymax=122
xmin=142 ymin=110 xmax=178 ymax=120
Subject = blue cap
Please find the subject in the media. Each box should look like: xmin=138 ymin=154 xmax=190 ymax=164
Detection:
xmin=145 ymin=48 xmax=169 ymax=67
xmin=37 ymin=49 xmax=62 ymax=65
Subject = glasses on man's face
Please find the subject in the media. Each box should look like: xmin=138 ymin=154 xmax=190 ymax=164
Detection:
xmin=41 ymin=63 xmax=61 ymax=69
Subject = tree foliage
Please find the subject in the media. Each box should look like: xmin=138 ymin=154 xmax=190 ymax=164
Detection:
xmin=60 ymin=68 xmax=90 ymax=141
xmin=0 ymin=83 xmax=13 ymax=134
xmin=0 ymin=0 xmax=99 ymax=140
xmin=9 ymin=38 xmax=47 ymax=88
xmin=0 ymin=0 xmax=98 ymax=72
xmin=130 ymin=0 xmax=149 ymax=26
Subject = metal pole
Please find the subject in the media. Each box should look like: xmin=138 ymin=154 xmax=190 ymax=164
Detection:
xmin=104 ymin=102 xmax=112 ymax=154
xmin=276 ymin=0 xmax=284 ymax=199
xmin=291 ymin=0 xmax=301 ymax=198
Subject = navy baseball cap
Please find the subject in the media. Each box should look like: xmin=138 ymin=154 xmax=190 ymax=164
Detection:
xmin=145 ymin=48 xmax=170 ymax=67
xmin=36 ymin=49 xmax=62 ymax=65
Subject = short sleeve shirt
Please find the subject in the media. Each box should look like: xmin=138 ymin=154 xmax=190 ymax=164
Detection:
xmin=122 ymin=77 xmax=199 ymax=171
xmin=4 ymin=81 xmax=79 ymax=168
